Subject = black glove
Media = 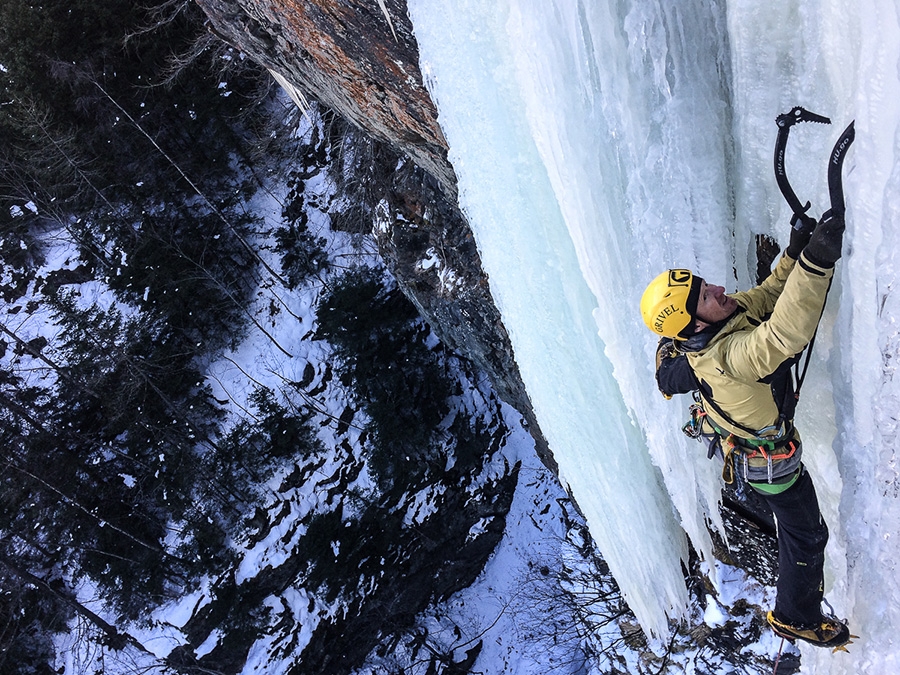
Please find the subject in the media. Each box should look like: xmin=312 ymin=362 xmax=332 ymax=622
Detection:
xmin=655 ymin=338 xmax=695 ymax=398
xmin=786 ymin=213 xmax=816 ymax=259
xmin=804 ymin=209 xmax=846 ymax=267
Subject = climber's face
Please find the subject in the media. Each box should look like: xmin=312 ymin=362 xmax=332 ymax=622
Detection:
xmin=694 ymin=280 xmax=738 ymax=329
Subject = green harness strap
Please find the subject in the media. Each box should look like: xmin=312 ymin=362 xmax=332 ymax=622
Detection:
xmin=749 ymin=469 xmax=801 ymax=495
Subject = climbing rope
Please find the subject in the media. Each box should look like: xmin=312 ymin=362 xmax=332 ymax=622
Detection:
xmin=772 ymin=636 xmax=787 ymax=674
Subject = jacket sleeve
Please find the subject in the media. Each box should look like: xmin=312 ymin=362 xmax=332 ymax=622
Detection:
xmin=716 ymin=252 xmax=833 ymax=382
xmin=730 ymin=253 xmax=796 ymax=317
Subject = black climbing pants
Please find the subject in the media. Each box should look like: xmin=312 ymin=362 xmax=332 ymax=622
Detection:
xmin=758 ymin=466 xmax=829 ymax=626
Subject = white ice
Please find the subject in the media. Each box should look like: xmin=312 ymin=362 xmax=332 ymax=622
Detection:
xmin=408 ymin=0 xmax=900 ymax=670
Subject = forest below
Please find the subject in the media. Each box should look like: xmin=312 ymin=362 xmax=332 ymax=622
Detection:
xmin=1 ymin=2 xmax=535 ymax=672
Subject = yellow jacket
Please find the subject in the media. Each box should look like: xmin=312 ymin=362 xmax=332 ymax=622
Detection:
xmin=687 ymin=252 xmax=833 ymax=442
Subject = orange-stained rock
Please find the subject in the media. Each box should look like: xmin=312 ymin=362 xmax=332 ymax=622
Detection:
xmin=195 ymin=0 xmax=457 ymax=197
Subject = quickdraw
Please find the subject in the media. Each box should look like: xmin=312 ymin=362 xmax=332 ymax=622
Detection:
xmin=681 ymin=403 xmax=705 ymax=439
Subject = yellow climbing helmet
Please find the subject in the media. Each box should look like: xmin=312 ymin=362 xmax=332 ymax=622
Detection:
xmin=640 ymin=269 xmax=702 ymax=338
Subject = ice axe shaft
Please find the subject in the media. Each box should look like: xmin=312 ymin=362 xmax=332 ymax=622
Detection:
xmin=826 ymin=120 xmax=855 ymax=217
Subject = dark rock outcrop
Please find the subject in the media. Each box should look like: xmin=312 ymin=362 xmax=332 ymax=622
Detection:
xmin=196 ymin=0 xmax=454 ymax=197
xmin=195 ymin=0 xmax=552 ymax=468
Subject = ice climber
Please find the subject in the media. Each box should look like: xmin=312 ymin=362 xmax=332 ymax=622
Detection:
xmin=639 ymin=116 xmax=856 ymax=650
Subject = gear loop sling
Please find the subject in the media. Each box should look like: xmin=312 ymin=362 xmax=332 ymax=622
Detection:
xmin=685 ymin=107 xmax=855 ymax=485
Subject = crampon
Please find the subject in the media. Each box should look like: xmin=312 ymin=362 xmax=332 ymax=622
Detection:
xmin=767 ymin=610 xmax=858 ymax=653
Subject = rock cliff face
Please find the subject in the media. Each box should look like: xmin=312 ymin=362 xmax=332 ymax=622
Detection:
xmin=196 ymin=0 xmax=553 ymax=467
xmin=197 ymin=0 xmax=454 ymax=197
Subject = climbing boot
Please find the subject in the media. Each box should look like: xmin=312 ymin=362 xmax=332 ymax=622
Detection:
xmin=767 ymin=611 xmax=853 ymax=652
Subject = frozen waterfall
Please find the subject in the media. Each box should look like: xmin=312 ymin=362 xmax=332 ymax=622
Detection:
xmin=408 ymin=0 xmax=900 ymax=671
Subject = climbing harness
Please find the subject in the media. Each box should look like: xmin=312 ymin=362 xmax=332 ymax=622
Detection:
xmin=719 ymin=432 xmax=800 ymax=487
xmin=683 ymin=393 xmax=799 ymax=485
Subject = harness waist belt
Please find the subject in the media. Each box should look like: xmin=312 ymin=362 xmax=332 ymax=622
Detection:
xmin=730 ymin=434 xmax=795 ymax=451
